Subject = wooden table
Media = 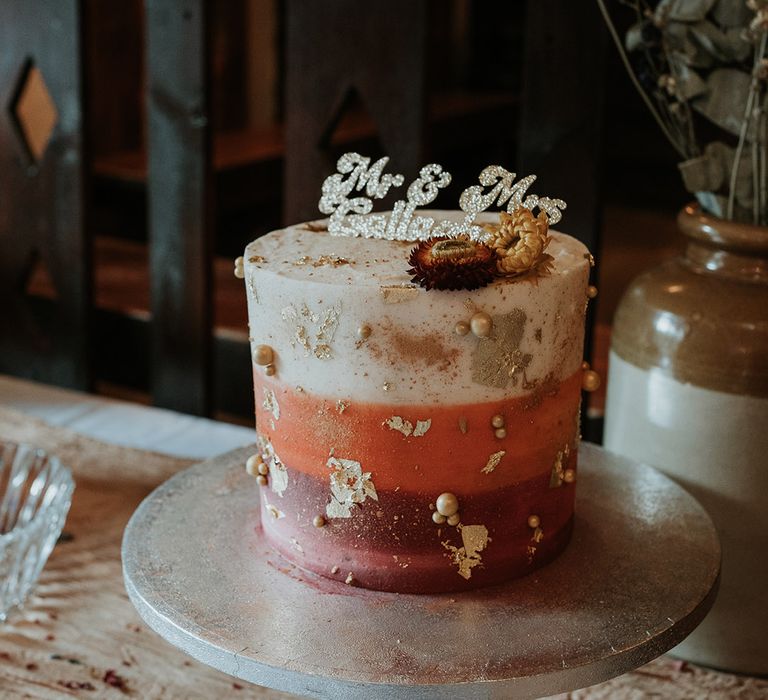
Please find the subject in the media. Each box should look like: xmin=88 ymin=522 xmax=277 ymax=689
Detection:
xmin=0 ymin=376 xmax=765 ymax=699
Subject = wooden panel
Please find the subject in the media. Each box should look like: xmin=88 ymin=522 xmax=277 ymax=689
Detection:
xmin=0 ymin=0 xmax=91 ymax=390
xmin=284 ymin=0 xmax=427 ymax=224
xmin=85 ymin=0 xmax=144 ymax=157
xmin=145 ymin=0 xmax=214 ymax=415
xmin=517 ymin=0 xmax=606 ymax=252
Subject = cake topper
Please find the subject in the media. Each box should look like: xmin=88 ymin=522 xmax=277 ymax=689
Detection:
xmin=318 ymin=152 xmax=566 ymax=242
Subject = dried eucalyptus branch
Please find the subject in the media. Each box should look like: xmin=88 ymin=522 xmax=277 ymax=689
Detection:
xmin=600 ymin=0 xmax=768 ymax=223
xmin=728 ymin=32 xmax=767 ymax=221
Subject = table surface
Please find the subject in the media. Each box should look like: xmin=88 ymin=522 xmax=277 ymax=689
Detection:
xmin=1 ymin=374 xmax=767 ymax=699
xmin=124 ymin=444 xmax=720 ymax=699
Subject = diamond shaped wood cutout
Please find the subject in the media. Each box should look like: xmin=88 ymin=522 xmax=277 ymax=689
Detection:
xmin=9 ymin=62 xmax=58 ymax=164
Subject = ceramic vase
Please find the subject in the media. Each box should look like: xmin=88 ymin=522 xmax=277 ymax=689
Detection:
xmin=604 ymin=204 xmax=768 ymax=674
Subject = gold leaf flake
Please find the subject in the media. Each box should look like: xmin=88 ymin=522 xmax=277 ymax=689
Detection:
xmin=246 ymin=273 xmax=259 ymax=303
xmin=313 ymin=255 xmax=354 ymax=267
xmin=442 ymin=524 xmax=489 ymax=580
xmin=263 ymin=496 xmax=285 ymax=520
xmin=379 ymin=284 xmax=419 ymax=304
xmin=249 ymin=255 xmax=266 ymax=263
xmin=290 ymin=538 xmax=304 ymax=553
xmin=281 ymin=304 xmax=296 ymax=322
xmin=282 ymin=302 xmax=341 ymax=359
xmin=317 ymin=305 xmax=340 ymax=340
xmin=258 ymin=435 xmax=288 ymax=497
xmin=549 ymin=444 xmax=570 ymax=488
xmin=326 ymin=456 xmax=378 ymax=518
xmin=482 ymin=450 xmax=506 ymax=474
xmin=262 ymin=388 xmax=280 ymax=420
xmin=295 ymin=325 xmax=312 ymax=354
xmin=413 ymin=419 xmax=432 ymax=437
xmin=385 ymin=416 xmax=413 ymax=436
xmin=458 ymin=417 xmax=468 ymax=434
xmin=384 ymin=416 xmax=431 ymax=437
xmin=532 ymin=526 xmax=544 ymax=543
xmin=336 ymin=399 xmax=350 ymax=414
xmin=471 ymin=309 xmax=533 ymax=389
xmin=270 ymin=461 xmax=288 ymax=496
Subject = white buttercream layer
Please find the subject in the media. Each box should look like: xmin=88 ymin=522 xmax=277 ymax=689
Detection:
xmin=244 ymin=211 xmax=590 ymax=405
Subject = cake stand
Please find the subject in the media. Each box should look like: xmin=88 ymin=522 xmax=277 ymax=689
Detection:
xmin=122 ymin=443 xmax=720 ymax=699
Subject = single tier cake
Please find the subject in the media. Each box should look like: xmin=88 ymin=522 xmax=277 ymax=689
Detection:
xmin=242 ymin=208 xmax=593 ymax=593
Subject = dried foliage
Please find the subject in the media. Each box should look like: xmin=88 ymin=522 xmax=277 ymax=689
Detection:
xmin=599 ymin=0 xmax=768 ymax=223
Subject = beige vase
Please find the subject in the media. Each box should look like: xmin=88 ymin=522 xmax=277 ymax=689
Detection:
xmin=604 ymin=204 xmax=768 ymax=674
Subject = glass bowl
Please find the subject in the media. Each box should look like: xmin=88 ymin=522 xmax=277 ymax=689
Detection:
xmin=0 ymin=441 xmax=74 ymax=621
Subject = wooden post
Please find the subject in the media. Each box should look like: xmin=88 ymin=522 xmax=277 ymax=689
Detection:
xmin=518 ymin=2 xmax=607 ymax=440
xmin=284 ymin=0 xmax=427 ymax=224
xmin=0 ymin=0 xmax=91 ymax=390
xmin=518 ymin=1 xmax=606 ymax=252
xmin=145 ymin=0 xmax=214 ymax=415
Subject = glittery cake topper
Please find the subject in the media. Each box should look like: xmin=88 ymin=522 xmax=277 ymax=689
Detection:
xmin=318 ymin=152 xmax=566 ymax=242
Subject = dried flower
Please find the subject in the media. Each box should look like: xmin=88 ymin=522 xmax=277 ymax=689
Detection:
xmin=407 ymin=236 xmax=497 ymax=291
xmin=487 ymin=208 xmax=554 ymax=278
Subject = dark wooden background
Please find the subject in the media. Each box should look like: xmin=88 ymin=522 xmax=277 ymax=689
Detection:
xmin=0 ymin=0 xmax=686 ymax=440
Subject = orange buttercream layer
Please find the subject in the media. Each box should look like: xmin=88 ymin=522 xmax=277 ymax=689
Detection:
xmin=254 ymin=369 xmax=581 ymax=494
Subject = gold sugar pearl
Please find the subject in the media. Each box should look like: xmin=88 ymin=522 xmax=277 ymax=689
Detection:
xmin=245 ymin=454 xmax=262 ymax=476
xmin=582 ymin=370 xmax=601 ymax=392
xmin=563 ymin=469 xmax=576 ymax=484
xmin=357 ymin=324 xmax=372 ymax=340
xmin=234 ymin=256 xmax=245 ymax=279
xmin=257 ymin=462 xmax=269 ymax=476
xmin=491 ymin=414 xmax=505 ymax=429
xmin=256 ymin=475 xmax=268 ymax=486
xmin=432 ymin=511 xmax=446 ymax=525
xmin=254 ymin=344 xmax=274 ymax=366
xmin=455 ymin=321 xmax=470 ymax=336
xmin=527 ymin=514 xmax=541 ymax=529
xmin=447 ymin=513 xmax=461 ymax=526
xmin=587 ymin=285 xmax=598 ymax=299
xmin=264 ymin=364 xmax=276 ymax=376
xmin=494 ymin=427 xmax=507 ymax=439
xmin=582 ymin=360 xmax=591 ymax=371
xmin=313 ymin=515 xmax=326 ymax=528
xmin=470 ymin=312 xmax=493 ymax=338
xmin=436 ymin=492 xmax=459 ymax=517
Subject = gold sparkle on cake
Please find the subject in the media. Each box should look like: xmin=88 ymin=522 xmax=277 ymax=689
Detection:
xmin=385 ymin=416 xmax=432 ymax=437
xmin=326 ymin=456 xmax=378 ymax=519
xmin=471 ymin=309 xmax=532 ymax=389
xmin=442 ymin=524 xmax=489 ymax=580
xmin=549 ymin=444 xmax=570 ymax=488
xmin=482 ymin=450 xmax=506 ymax=474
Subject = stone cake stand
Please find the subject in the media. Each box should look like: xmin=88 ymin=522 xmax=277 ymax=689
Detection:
xmin=122 ymin=443 xmax=720 ymax=700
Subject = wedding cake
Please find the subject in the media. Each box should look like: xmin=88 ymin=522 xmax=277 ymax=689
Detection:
xmin=238 ymin=154 xmax=596 ymax=593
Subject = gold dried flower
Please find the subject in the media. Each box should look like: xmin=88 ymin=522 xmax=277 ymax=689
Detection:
xmin=488 ymin=208 xmax=554 ymax=278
